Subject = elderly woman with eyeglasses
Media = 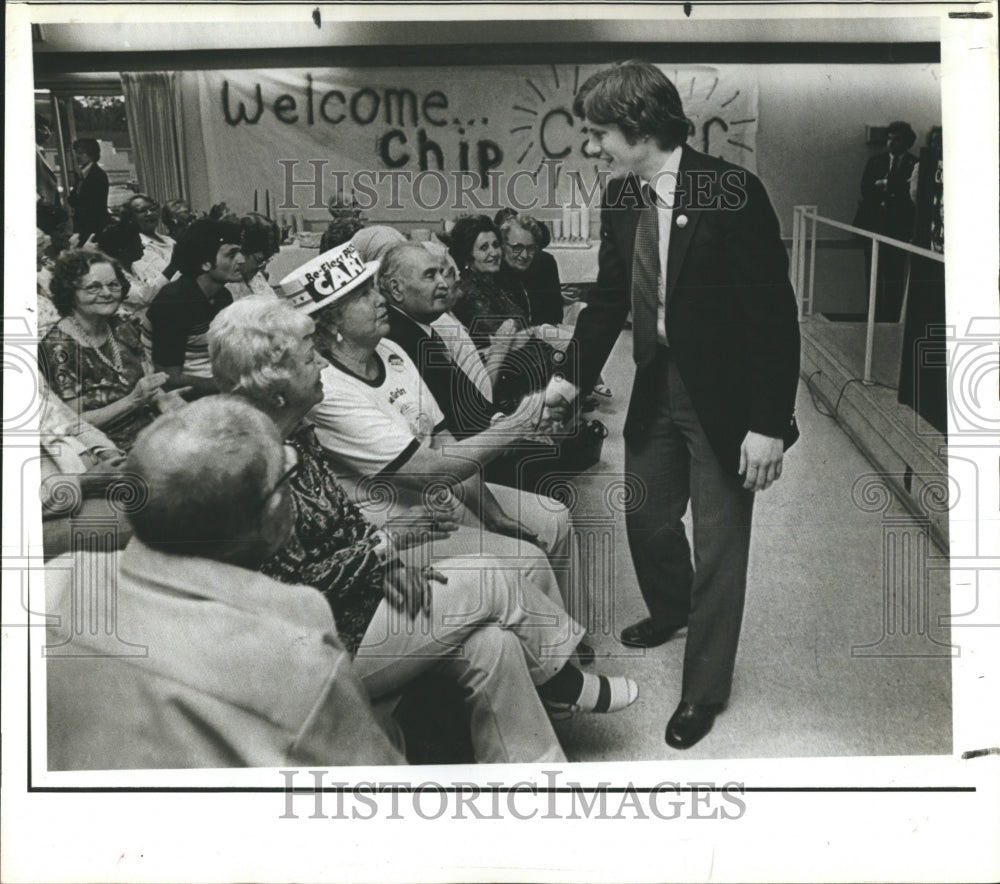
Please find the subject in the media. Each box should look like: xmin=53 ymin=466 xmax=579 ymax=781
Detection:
xmin=495 ymin=212 xmax=565 ymax=326
xmin=229 ymin=213 xmax=281 ymax=300
xmin=39 ymin=249 xmax=184 ymax=452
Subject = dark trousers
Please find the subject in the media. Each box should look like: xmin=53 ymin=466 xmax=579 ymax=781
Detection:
xmin=862 ymin=240 xmax=909 ymax=322
xmin=624 ymin=350 xmax=754 ymax=705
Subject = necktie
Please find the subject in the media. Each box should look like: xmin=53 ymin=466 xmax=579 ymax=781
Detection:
xmin=630 ymin=183 xmax=660 ymax=367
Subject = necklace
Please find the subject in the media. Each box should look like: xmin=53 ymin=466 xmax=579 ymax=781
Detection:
xmin=67 ymin=316 xmax=126 ymax=376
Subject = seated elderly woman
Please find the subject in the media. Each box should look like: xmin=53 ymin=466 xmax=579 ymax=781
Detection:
xmin=229 ymin=213 xmax=281 ymax=300
xmin=38 ymin=249 xmax=184 ymax=452
xmin=207 ymin=296 xmax=638 ymax=762
xmin=495 ymin=211 xmax=564 ymax=326
xmin=121 ymin=193 xmax=177 ymax=280
xmin=448 ymin=214 xmax=560 ymax=410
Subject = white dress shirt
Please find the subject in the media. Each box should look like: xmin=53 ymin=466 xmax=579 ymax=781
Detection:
xmin=645 ymin=147 xmax=682 ymax=347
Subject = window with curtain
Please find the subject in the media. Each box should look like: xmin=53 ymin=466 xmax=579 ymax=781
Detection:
xmin=120 ymin=71 xmax=188 ymax=206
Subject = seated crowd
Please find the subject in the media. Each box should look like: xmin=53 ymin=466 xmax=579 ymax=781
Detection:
xmin=38 ymin=194 xmax=627 ymax=769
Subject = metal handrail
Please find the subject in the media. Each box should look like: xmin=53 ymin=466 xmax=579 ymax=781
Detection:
xmin=791 ymin=205 xmax=944 ymax=384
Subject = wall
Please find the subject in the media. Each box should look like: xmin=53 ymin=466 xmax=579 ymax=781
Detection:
xmin=755 ymin=64 xmax=941 ymax=236
xmin=178 ymin=62 xmax=941 ymax=239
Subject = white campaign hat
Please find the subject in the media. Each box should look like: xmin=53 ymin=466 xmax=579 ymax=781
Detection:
xmin=275 ymin=242 xmax=379 ymax=315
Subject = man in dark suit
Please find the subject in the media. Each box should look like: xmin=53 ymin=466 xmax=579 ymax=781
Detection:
xmin=68 ymin=137 xmax=111 ymax=247
xmin=545 ymin=60 xmax=801 ymax=749
xmin=853 ymin=121 xmax=918 ymax=322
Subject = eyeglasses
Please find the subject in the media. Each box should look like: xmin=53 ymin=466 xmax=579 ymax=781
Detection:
xmin=506 ymin=244 xmax=538 ymax=257
xmin=78 ymin=281 xmax=123 ymax=296
xmin=255 ymin=444 xmax=299 ymax=514
xmin=248 ymin=253 xmax=271 ymax=267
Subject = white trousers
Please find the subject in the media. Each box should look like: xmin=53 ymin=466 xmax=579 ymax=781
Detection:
xmin=353 ymin=528 xmax=583 ymax=764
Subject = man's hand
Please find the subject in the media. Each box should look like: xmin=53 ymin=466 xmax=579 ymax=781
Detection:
xmin=127 ymin=372 xmax=169 ymax=407
xmin=490 ymin=318 xmax=533 ymax=351
xmin=542 ymin=378 xmax=576 ymax=428
xmin=382 ymin=557 xmax=446 ymax=620
xmin=481 ymin=494 xmax=541 ymax=548
xmin=490 ymin=390 xmax=546 ymax=439
xmin=384 ymin=505 xmax=459 ymax=551
xmin=739 ymin=431 xmax=784 ymax=492
xmin=152 ymin=387 xmax=193 ymax=414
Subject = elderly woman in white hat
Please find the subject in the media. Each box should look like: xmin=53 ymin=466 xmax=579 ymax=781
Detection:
xmin=277 ymin=244 xmax=586 ymax=614
xmin=208 ymin=291 xmax=639 ymax=763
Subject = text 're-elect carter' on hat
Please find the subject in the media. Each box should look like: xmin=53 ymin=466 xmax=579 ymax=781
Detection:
xmin=275 ymin=242 xmax=379 ymax=314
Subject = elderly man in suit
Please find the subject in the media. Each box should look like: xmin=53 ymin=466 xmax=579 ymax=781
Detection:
xmin=545 ymin=60 xmax=801 ymax=749
xmin=853 ymin=121 xmax=919 ymax=322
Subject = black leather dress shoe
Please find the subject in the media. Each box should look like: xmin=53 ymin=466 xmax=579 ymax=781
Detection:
xmin=619 ymin=617 xmax=686 ymax=649
xmin=665 ymin=701 xmax=724 ymax=749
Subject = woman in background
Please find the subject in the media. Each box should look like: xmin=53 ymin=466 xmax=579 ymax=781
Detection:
xmin=96 ymin=218 xmax=175 ymax=315
xmin=229 ymin=213 xmax=281 ymax=300
xmin=121 ymin=193 xmax=176 ymax=279
xmin=161 ymin=199 xmax=198 ymax=241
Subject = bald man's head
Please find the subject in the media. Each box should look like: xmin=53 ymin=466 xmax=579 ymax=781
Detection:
xmin=126 ymin=397 xmax=292 ymax=565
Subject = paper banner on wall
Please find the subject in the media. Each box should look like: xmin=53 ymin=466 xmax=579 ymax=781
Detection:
xmin=194 ymin=64 xmax=757 ymax=219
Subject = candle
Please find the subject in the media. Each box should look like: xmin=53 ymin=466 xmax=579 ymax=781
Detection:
xmin=580 ymin=204 xmax=591 ymax=242
xmin=265 ymin=189 xmax=271 ymax=219
xmin=569 ymin=210 xmax=581 ymax=240
xmin=561 ymin=206 xmax=572 ymax=240
xmin=552 ymin=218 xmax=563 ymax=241
xmin=253 ymin=190 xmax=259 ymax=213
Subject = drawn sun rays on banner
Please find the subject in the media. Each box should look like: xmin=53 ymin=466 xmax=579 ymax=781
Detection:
xmin=508 ymin=63 xmax=758 ymax=195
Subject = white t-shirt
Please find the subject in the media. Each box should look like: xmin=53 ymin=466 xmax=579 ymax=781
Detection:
xmin=309 ymin=338 xmax=446 ymax=477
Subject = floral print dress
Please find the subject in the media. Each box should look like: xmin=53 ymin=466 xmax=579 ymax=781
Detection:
xmin=39 ymin=317 xmax=154 ymax=452
xmin=261 ymin=423 xmax=386 ymax=655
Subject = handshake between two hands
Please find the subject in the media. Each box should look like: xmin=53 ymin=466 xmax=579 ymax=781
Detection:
xmin=487 ymin=385 xmax=576 ymax=440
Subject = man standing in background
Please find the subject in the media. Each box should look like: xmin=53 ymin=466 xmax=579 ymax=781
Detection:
xmin=68 ymin=136 xmax=110 ymax=246
xmin=546 ymin=60 xmax=800 ymax=749
xmin=853 ymin=120 xmax=918 ymax=322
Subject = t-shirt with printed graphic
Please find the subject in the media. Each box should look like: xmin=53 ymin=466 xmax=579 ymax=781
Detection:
xmin=309 ymin=337 xmax=446 ymax=478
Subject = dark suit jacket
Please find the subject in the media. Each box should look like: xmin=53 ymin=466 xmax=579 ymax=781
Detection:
xmin=69 ymin=163 xmax=111 ymax=245
xmin=385 ymin=306 xmax=497 ymax=439
xmin=853 ymin=150 xmax=917 ymax=239
xmin=568 ymin=144 xmax=800 ymax=478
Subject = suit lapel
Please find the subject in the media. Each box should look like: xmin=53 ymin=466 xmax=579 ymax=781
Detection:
xmin=665 ymin=145 xmax=704 ymax=301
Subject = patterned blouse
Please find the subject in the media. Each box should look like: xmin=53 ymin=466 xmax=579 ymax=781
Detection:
xmin=261 ymin=423 xmax=385 ymax=656
xmin=39 ymin=317 xmax=154 ymax=452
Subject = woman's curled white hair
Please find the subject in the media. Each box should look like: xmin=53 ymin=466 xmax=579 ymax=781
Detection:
xmin=208 ymin=296 xmax=314 ymax=401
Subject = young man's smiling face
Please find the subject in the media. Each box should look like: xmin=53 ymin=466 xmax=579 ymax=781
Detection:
xmin=584 ymin=120 xmax=656 ymax=179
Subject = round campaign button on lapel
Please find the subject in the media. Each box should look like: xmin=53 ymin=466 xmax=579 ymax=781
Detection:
xmin=675 ymin=214 xmax=689 ymax=229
